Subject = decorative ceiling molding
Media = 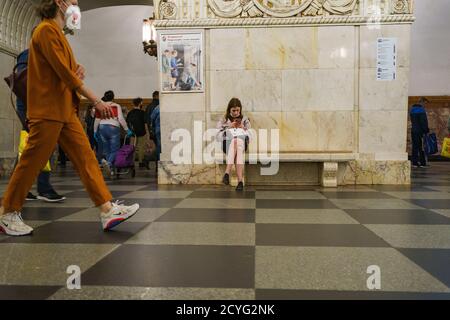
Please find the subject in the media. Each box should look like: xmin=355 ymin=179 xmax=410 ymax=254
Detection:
xmin=154 ymin=14 xmax=415 ymax=29
xmin=154 ymin=0 xmax=415 ymax=28
xmin=0 ymin=0 xmax=40 ymax=55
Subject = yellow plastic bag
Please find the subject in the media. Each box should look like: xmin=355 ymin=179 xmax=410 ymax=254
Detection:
xmin=441 ymin=137 xmax=450 ymax=158
xmin=18 ymin=130 xmax=51 ymax=172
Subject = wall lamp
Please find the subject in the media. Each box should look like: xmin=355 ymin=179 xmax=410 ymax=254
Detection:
xmin=143 ymin=16 xmax=157 ymax=58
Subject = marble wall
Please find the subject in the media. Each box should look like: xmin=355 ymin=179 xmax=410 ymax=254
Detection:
xmin=158 ymin=23 xmax=412 ymax=185
xmin=0 ymin=51 xmax=21 ymax=178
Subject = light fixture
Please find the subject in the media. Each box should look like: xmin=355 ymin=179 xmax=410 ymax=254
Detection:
xmin=143 ymin=15 xmax=157 ymax=58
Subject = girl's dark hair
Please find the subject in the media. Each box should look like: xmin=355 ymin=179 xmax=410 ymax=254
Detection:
xmin=102 ymin=90 xmax=115 ymax=102
xmin=225 ymin=98 xmax=243 ymax=121
xmin=36 ymin=0 xmax=58 ymax=20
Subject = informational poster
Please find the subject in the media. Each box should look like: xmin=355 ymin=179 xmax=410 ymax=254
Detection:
xmin=159 ymin=31 xmax=204 ymax=93
xmin=376 ymin=38 xmax=397 ymax=81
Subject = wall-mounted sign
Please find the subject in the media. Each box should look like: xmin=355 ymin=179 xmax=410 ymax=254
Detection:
xmin=159 ymin=31 xmax=204 ymax=93
xmin=376 ymin=38 xmax=397 ymax=81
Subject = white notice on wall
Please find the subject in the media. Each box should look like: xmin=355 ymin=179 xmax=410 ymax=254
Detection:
xmin=376 ymin=38 xmax=397 ymax=81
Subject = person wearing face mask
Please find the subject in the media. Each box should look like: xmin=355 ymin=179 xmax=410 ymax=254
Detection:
xmin=0 ymin=0 xmax=140 ymax=237
xmin=216 ymin=98 xmax=251 ymax=191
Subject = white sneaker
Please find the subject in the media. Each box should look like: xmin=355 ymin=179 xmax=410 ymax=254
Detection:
xmin=101 ymin=201 xmax=140 ymax=231
xmin=0 ymin=212 xmax=34 ymax=236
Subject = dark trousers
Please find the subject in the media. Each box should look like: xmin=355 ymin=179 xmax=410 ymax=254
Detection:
xmin=59 ymin=146 xmax=67 ymax=166
xmin=37 ymin=171 xmax=55 ymax=195
xmin=411 ymin=131 xmax=427 ymax=166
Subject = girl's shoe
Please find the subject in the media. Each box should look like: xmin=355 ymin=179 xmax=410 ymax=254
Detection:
xmin=236 ymin=181 xmax=244 ymax=191
xmin=222 ymin=173 xmax=230 ymax=185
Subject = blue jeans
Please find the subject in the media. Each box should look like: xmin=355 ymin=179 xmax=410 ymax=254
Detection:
xmin=99 ymin=124 xmax=121 ymax=167
xmin=37 ymin=171 xmax=55 ymax=195
xmin=411 ymin=131 xmax=427 ymax=166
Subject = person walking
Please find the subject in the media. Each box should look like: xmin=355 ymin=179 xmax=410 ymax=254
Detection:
xmin=0 ymin=0 xmax=140 ymax=236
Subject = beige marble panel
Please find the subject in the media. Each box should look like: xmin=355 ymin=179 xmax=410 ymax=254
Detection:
xmin=359 ymin=67 xmax=410 ymax=111
xmin=280 ymin=112 xmax=319 ymax=152
xmin=158 ymin=162 xmax=216 ymax=185
xmin=360 ymin=24 xmax=411 ymax=68
xmin=209 ymin=70 xmax=282 ymax=112
xmin=160 ymin=111 xmax=206 ymax=163
xmin=245 ymin=27 xmax=318 ymax=70
xmin=246 ymin=163 xmax=320 ymax=186
xmin=209 ymin=28 xmax=246 ymax=71
xmin=246 ymin=112 xmax=282 ymax=153
xmin=341 ymin=160 xmax=411 ymax=185
xmin=374 ymin=152 xmax=409 ymax=161
xmin=0 ymin=120 xmax=15 ymax=154
xmin=359 ymin=110 xmax=408 ymax=154
xmin=318 ymin=26 xmax=355 ymax=69
xmin=318 ymin=111 xmax=355 ymax=152
xmin=161 ymin=92 xmax=205 ymax=113
xmin=282 ymin=69 xmax=354 ymax=111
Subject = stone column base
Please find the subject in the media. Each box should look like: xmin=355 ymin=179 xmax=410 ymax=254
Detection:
xmin=321 ymin=162 xmax=338 ymax=187
xmin=158 ymin=161 xmax=216 ymax=185
xmin=156 ymin=160 xmax=412 ymax=186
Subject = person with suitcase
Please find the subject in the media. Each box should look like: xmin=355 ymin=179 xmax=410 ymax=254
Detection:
xmin=94 ymin=90 xmax=134 ymax=177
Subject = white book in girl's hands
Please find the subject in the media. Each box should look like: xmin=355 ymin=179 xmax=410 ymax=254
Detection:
xmin=228 ymin=128 xmax=247 ymax=137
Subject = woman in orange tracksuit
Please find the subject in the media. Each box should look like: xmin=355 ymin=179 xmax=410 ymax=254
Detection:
xmin=0 ymin=0 xmax=140 ymax=236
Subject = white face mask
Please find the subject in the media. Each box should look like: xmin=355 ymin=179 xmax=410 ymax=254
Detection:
xmin=60 ymin=1 xmax=81 ymax=31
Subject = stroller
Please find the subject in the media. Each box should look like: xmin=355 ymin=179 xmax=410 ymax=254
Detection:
xmin=113 ymin=136 xmax=137 ymax=179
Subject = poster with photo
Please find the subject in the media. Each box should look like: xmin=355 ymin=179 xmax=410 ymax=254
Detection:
xmin=159 ymin=31 xmax=203 ymax=93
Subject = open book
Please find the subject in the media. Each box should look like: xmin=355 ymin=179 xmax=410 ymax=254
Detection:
xmin=227 ymin=128 xmax=248 ymax=137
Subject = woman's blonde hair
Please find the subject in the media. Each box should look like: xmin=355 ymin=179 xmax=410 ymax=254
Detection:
xmin=36 ymin=0 xmax=58 ymax=20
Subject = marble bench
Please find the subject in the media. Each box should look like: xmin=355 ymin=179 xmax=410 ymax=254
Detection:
xmin=215 ymin=153 xmax=358 ymax=187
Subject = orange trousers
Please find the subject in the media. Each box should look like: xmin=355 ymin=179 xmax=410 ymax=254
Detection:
xmin=2 ymin=112 xmax=112 ymax=212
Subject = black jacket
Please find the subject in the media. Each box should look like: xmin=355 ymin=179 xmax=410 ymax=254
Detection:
xmin=126 ymin=109 xmax=147 ymax=137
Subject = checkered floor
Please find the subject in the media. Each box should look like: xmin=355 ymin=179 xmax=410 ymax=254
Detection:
xmin=1 ymin=162 xmax=450 ymax=300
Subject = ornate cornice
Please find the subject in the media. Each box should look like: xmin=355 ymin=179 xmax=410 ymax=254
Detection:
xmin=154 ymin=0 xmax=414 ymax=28
xmin=0 ymin=0 xmax=39 ymax=55
xmin=154 ymin=14 xmax=415 ymax=29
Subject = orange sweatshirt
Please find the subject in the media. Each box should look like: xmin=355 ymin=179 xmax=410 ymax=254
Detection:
xmin=27 ymin=19 xmax=83 ymax=122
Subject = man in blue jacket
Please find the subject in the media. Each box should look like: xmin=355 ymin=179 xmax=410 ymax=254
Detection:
xmin=410 ymin=97 xmax=430 ymax=168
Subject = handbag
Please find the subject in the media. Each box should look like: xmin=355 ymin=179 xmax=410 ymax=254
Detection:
xmin=424 ymin=133 xmax=438 ymax=155
xmin=18 ymin=130 xmax=52 ymax=172
xmin=4 ymin=62 xmax=29 ymax=132
xmin=442 ymin=136 xmax=450 ymax=158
